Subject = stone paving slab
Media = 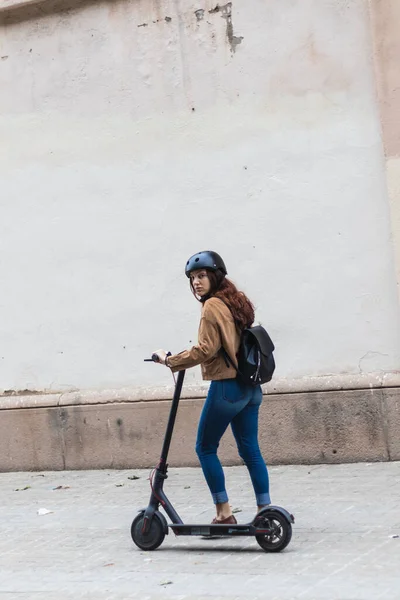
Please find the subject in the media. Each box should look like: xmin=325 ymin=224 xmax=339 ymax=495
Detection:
xmin=0 ymin=462 xmax=399 ymax=599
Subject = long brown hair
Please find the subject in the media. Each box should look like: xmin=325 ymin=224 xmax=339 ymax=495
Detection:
xmin=190 ymin=270 xmax=255 ymax=330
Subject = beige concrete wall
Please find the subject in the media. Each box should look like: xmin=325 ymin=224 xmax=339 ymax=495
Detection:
xmin=1 ymin=388 xmax=398 ymax=471
xmin=0 ymin=0 xmax=399 ymax=402
xmin=1 ymin=0 xmax=400 ymax=471
xmin=370 ymin=0 xmax=400 ymax=296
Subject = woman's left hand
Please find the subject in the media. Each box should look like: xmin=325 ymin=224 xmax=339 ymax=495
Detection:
xmin=153 ymin=349 xmax=168 ymax=365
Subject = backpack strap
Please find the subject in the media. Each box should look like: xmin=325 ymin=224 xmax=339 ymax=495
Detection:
xmin=220 ymin=346 xmax=237 ymax=370
xmin=210 ymin=296 xmax=242 ymax=373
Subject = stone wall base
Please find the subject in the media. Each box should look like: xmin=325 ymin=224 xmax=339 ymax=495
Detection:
xmin=0 ymin=388 xmax=399 ymax=472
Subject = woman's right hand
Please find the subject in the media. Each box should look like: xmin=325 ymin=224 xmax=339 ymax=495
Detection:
xmin=152 ymin=349 xmax=168 ymax=365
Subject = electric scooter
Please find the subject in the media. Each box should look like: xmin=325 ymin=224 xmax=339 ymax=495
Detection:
xmin=131 ymin=354 xmax=294 ymax=552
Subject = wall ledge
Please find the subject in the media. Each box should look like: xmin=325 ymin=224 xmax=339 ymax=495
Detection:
xmin=1 ymin=371 xmax=400 ymax=410
xmin=0 ymin=0 xmax=45 ymax=12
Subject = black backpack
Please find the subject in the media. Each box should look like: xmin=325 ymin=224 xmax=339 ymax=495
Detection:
xmin=222 ymin=325 xmax=276 ymax=386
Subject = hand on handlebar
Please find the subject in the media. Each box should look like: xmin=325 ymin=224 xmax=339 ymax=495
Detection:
xmin=151 ymin=349 xmax=171 ymax=365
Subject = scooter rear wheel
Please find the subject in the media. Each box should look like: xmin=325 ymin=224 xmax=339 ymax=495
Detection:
xmin=131 ymin=513 xmax=165 ymax=551
xmin=255 ymin=510 xmax=292 ymax=553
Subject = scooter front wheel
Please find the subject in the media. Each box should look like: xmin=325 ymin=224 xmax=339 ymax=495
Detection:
xmin=131 ymin=513 xmax=165 ymax=551
xmin=255 ymin=510 xmax=292 ymax=553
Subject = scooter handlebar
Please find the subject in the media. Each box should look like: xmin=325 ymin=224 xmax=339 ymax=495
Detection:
xmin=144 ymin=352 xmax=171 ymax=363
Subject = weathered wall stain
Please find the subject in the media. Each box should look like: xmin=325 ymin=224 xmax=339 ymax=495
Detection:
xmin=194 ymin=8 xmax=204 ymax=22
xmin=370 ymin=0 xmax=400 ymax=158
xmin=370 ymin=0 xmax=400 ymax=303
xmin=1 ymin=388 xmax=48 ymax=396
xmin=137 ymin=16 xmax=171 ymax=28
xmin=208 ymin=2 xmax=243 ymax=53
xmin=268 ymin=31 xmax=351 ymax=98
xmin=208 ymin=4 xmax=221 ymax=14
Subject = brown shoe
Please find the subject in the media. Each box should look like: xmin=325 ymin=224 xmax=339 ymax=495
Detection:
xmin=211 ymin=515 xmax=238 ymax=525
xmin=202 ymin=514 xmax=238 ymax=539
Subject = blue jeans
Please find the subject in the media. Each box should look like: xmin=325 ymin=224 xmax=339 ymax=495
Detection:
xmin=195 ymin=379 xmax=271 ymax=506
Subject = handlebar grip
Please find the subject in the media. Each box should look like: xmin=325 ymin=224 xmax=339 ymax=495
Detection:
xmin=144 ymin=352 xmax=172 ymax=363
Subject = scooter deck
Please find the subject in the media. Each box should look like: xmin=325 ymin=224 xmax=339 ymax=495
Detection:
xmin=170 ymin=523 xmax=271 ymax=537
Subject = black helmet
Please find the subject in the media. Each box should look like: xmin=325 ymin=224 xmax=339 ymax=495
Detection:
xmin=185 ymin=251 xmax=227 ymax=278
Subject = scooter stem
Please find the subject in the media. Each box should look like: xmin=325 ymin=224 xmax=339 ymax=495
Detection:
xmin=159 ymin=370 xmax=186 ymax=469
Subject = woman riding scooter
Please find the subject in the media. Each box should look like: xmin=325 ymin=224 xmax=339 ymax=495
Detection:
xmin=154 ymin=251 xmax=271 ymax=525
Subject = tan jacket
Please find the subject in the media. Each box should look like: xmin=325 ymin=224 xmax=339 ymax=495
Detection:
xmin=167 ymin=297 xmax=240 ymax=380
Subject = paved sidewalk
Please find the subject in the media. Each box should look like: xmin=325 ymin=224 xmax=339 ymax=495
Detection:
xmin=0 ymin=462 xmax=399 ymax=600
